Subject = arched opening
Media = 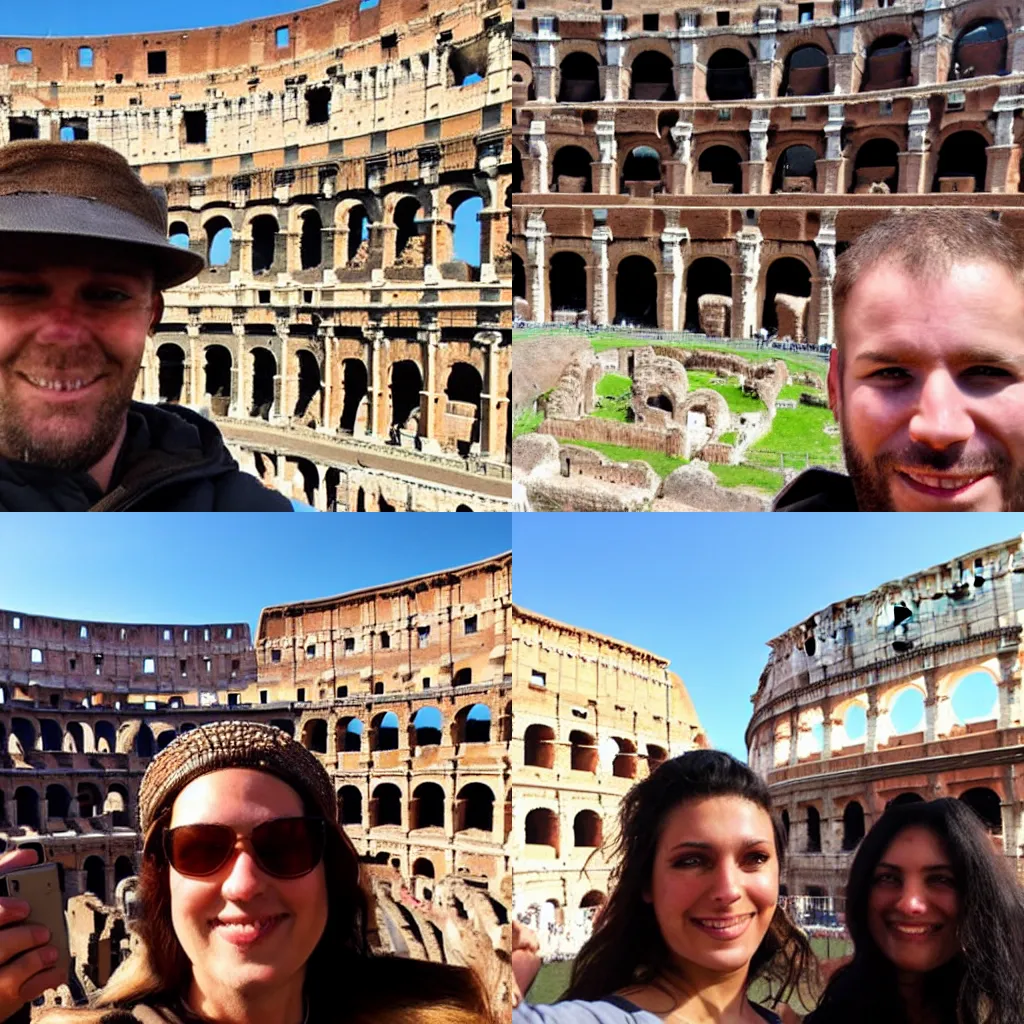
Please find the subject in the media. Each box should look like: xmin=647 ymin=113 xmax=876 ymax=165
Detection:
xmin=806 ymin=805 xmax=821 ymax=852
xmin=393 ymin=196 xmax=423 ymax=261
xmin=569 ymin=730 xmax=598 ymax=773
xmin=292 ymin=458 xmax=317 ymax=506
xmin=612 ymin=737 xmax=638 ymax=778
xmin=156 ymin=343 xmax=185 ymax=403
xmin=615 ymin=255 xmax=658 ymax=327
xmin=890 ymin=688 xmax=925 ymax=734
xmin=294 ymin=350 xmax=321 ymax=420
xmin=525 ymin=807 xmax=559 ymax=852
xmin=951 ymin=670 xmax=998 ymax=725
xmin=95 ymin=721 xmax=116 ymax=754
xmin=11 ymin=718 xmax=35 ymax=753
xmin=933 ymin=131 xmax=988 ymax=193
xmin=463 ymin=704 xmax=492 ymax=744
xmin=512 ymin=51 xmax=535 ymax=102
xmin=205 ymin=217 xmax=233 ymax=267
xmin=411 ymin=782 xmax=445 ymax=829
xmin=39 ymin=720 xmax=62 ymax=752
xmin=783 ymin=45 xmax=829 ymax=96
xmin=630 ymin=51 xmax=676 ymax=100
xmin=249 ymin=347 xmax=276 ymax=419
xmin=15 ymin=787 xmax=39 ymax=829
xmin=842 ymin=801 xmax=865 ymax=850
xmin=156 ymin=730 xmax=176 ymax=752
xmin=513 ymin=148 xmax=524 ymax=193
xmin=513 ymin=254 xmax=526 ymax=299
xmin=773 ymin=145 xmax=818 ymax=193
xmin=696 ymin=145 xmax=743 ymax=193
xmin=134 ymin=724 xmax=155 ymax=757
xmin=621 ymin=146 xmax=662 ymax=193
xmin=580 ymin=890 xmax=606 ymax=909
xmin=77 ymin=783 xmax=101 ymax=818
xmin=455 ymin=783 xmax=494 ymax=832
xmin=114 ymin=856 xmax=134 ymax=886
xmin=861 ymin=36 xmax=911 ymax=91
xmin=347 ymin=206 xmax=370 ymax=263
xmin=647 ymin=743 xmax=668 ymax=770
xmin=300 ymin=210 xmax=323 ymax=270
xmin=168 ymin=221 xmax=190 ymax=250
xmin=558 ymin=52 xmax=600 ymax=102
xmin=338 ymin=718 xmax=363 ymax=752
xmin=444 ymin=364 xmax=483 ymax=457
xmin=551 ymin=146 xmax=593 ymax=193
xmin=370 ymin=783 xmax=402 ymax=827
xmin=960 ymin=787 xmax=1002 ymax=833
xmin=84 ymin=856 xmax=106 ymax=901
xmin=412 ymin=707 xmax=442 ymax=747
xmin=371 ymin=712 xmax=399 ymax=751
xmin=250 ymin=215 xmax=278 ymax=274
xmin=573 ymin=809 xmax=603 ymax=847
xmin=951 ymin=19 xmax=1007 ymax=79
xmin=887 ymin=791 xmax=925 ymax=809
xmin=412 ymin=857 xmax=435 ymax=878
xmin=339 ymin=359 xmax=368 ymax=434
xmin=45 ymin=784 xmax=70 ymax=819
xmin=389 ymin=360 xmax=422 ymax=436
xmin=706 ymin=49 xmax=753 ymax=100
xmin=686 ymin=256 xmax=732 ymax=333
xmin=524 ymin=724 xmax=555 ymax=768
xmin=338 ymin=785 xmax=363 ymax=825
xmin=301 ymin=718 xmax=327 ymax=753
xmin=203 ymin=345 xmax=232 ymax=409
xmin=450 ymin=193 xmax=483 ymax=268
xmin=761 ymin=257 xmax=812 ymax=334
xmin=852 ymin=138 xmax=900 ymax=193
xmin=549 ymin=252 xmax=587 ymax=316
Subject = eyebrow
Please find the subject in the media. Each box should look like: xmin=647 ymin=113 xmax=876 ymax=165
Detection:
xmin=668 ymin=838 xmax=771 ymax=853
xmin=875 ymin=861 xmax=953 ymax=872
xmin=854 ymin=347 xmax=1024 ymax=367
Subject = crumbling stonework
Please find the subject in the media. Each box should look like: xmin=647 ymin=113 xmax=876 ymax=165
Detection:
xmin=538 ymin=417 xmax=686 ymax=457
xmin=630 ymin=347 xmax=690 ymax=427
xmin=747 ymin=536 xmax=1024 ymax=897
xmin=654 ymin=463 xmax=768 ymax=511
xmin=775 ymin=294 xmax=810 ymax=343
xmin=542 ymin=349 xmax=602 ymax=419
xmin=697 ymin=294 xmax=732 ymax=337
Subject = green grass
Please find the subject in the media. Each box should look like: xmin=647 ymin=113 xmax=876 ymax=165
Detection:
xmin=687 ymin=370 xmax=765 ymax=414
xmin=718 ymin=432 xmax=737 ymax=445
xmin=559 ymin=440 xmax=687 ymax=478
xmin=526 ymin=961 xmax=574 ymax=1005
xmin=596 ymin=373 xmax=631 ymax=398
xmin=590 ymin=373 xmax=632 ymax=422
xmin=748 ymin=403 xmax=843 ymax=466
xmin=513 ymin=408 xmax=545 ymax=438
xmin=708 ymin=463 xmax=784 ymax=494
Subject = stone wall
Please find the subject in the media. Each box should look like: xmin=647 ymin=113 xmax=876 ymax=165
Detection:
xmin=542 ymin=349 xmax=601 ymax=419
xmin=560 ymin=445 xmax=660 ymax=489
xmin=539 ymin=417 xmax=686 ymax=457
xmin=657 ymin=464 xmax=768 ymax=512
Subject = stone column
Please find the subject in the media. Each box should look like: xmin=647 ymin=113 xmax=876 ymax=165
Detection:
xmin=231 ymin=323 xmax=245 ymax=418
xmin=665 ymin=122 xmax=692 ymax=195
xmin=601 ymin=17 xmax=628 ymax=100
xmin=319 ymin=329 xmax=334 ymax=431
xmin=186 ymin=325 xmax=200 ymax=405
xmin=482 ymin=332 xmax=502 ymax=456
xmin=788 ymin=708 xmax=799 ymax=767
xmin=924 ymin=669 xmax=939 ymax=742
xmin=821 ymin=698 xmax=834 ymax=759
xmin=733 ymin=229 xmax=762 ymax=340
xmin=594 ymin=121 xmax=618 ymax=195
xmin=525 ymin=212 xmax=547 ymax=322
xmin=814 ymin=210 xmax=837 ymax=347
xmin=865 ymin=688 xmax=879 ymax=752
xmin=986 ymin=105 xmax=1020 ymax=193
xmin=367 ymin=330 xmax=382 ymax=438
xmin=917 ymin=0 xmax=944 ymax=86
xmin=998 ymin=651 xmax=1021 ymax=729
xmin=660 ymin=226 xmax=688 ymax=332
xmin=591 ymin=225 xmax=613 ymax=326
xmin=277 ymin=327 xmax=295 ymax=422
xmin=534 ymin=28 xmax=558 ymax=103
xmin=754 ymin=13 xmax=779 ymax=99
xmin=816 ymin=105 xmax=846 ymax=194
xmin=744 ymin=115 xmax=770 ymax=194
xmin=527 ymin=121 xmax=549 ymax=194
xmin=899 ymin=99 xmax=931 ymax=193
xmin=674 ymin=13 xmax=698 ymax=101
xmin=421 ymin=323 xmax=441 ymax=451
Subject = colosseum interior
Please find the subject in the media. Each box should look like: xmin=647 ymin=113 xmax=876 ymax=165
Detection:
xmin=0 ymin=550 xmax=512 ymax=1007
xmin=1 ymin=0 xmax=513 ymax=511
xmin=512 ymin=604 xmax=706 ymax=939
xmin=512 ymin=0 xmax=1024 ymax=339
xmin=747 ymin=534 xmax=1024 ymax=902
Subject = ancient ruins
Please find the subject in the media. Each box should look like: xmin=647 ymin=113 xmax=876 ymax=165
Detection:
xmin=512 ymin=605 xmax=706 ymax=939
xmin=747 ymin=534 xmax=1024 ymax=899
xmin=1 ymin=0 xmax=512 ymax=511
xmin=512 ymin=0 xmax=1024 ymax=337
xmin=0 ymin=551 xmax=512 ymax=1009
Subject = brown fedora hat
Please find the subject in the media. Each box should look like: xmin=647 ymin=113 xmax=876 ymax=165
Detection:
xmin=0 ymin=140 xmax=205 ymax=289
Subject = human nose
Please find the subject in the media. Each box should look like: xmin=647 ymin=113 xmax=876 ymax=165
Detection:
xmin=907 ymin=370 xmax=973 ymax=449
xmin=894 ymin=881 xmax=928 ymax=916
xmin=708 ymin=859 xmax=743 ymax=903
xmin=219 ymin=843 xmax=266 ymax=901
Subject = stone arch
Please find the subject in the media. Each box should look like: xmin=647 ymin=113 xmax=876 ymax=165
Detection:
xmin=772 ymin=144 xmax=820 ymax=193
xmin=370 ymin=711 xmax=399 ymax=752
xmin=39 ymin=719 xmax=62 ymax=752
xmin=573 ymin=809 xmax=603 ymax=847
xmin=614 ymin=254 xmax=658 ymax=327
xmin=299 ymin=209 xmax=323 ymax=270
xmin=761 ymin=256 xmax=813 ymax=335
xmin=705 ymin=48 xmax=753 ymax=101
xmin=337 ymin=717 xmax=363 ymax=752
xmin=14 ymin=787 xmax=39 ymax=829
xmin=524 ymin=807 xmax=559 ymax=853
xmin=389 ymin=359 xmax=423 ymax=436
xmin=412 ymin=856 xmax=436 ymax=878
xmin=203 ymin=344 xmax=233 ymax=411
xmin=338 ymin=785 xmax=363 ymax=825
xmin=370 ymin=783 xmax=403 ymax=827
xmin=453 ymin=703 xmax=492 ymax=744
xmin=569 ymin=729 xmax=598 ymax=773
xmin=156 ymin=342 xmax=186 ymax=404
xmin=524 ymin=723 xmax=556 ymax=768
xmin=393 ymin=196 xmax=423 ymax=262
xmin=951 ymin=18 xmax=1007 ymax=79
xmin=558 ymin=52 xmax=600 ymax=102
xmin=455 ymin=782 xmax=494 ymax=833
xmin=860 ymin=35 xmax=912 ymax=91
xmin=104 ymin=784 xmax=130 ymax=826
xmin=551 ymin=146 xmax=593 ymax=193
xmin=114 ymin=856 xmax=134 ymax=886
xmin=204 ymin=215 xmax=233 ymax=267
xmin=411 ymin=706 xmax=443 ymax=747
xmin=695 ymin=144 xmax=743 ymax=194
xmin=83 ymin=856 xmax=106 ymax=901
xmin=932 ymin=129 xmax=988 ymax=193
xmin=444 ymin=363 xmax=483 ymax=457
xmin=782 ymin=45 xmax=830 ymax=96
xmin=878 ymin=682 xmax=926 ymax=744
xmin=681 ymin=388 xmax=731 ymax=440
xmin=301 ymin=718 xmax=328 ymax=753
xmin=248 ymin=346 xmax=277 ymax=419
xmin=842 ymin=800 xmax=865 ymax=850
xmin=621 ymin=146 xmax=662 ymax=193
xmin=76 ymin=783 xmax=102 ymax=818
xmin=512 ymin=50 xmax=535 ymax=101
xmin=94 ymin=721 xmax=116 ymax=754
xmin=411 ymin=782 xmax=445 ymax=829
xmin=630 ymin=50 xmax=675 ymax=100
xmin=345 ymin=203 xmax=371 ymax=264
xmin=45 ymin=784 xmax=71 ymax=819
xmin=339 ymin=358 xmax=369 ymax=434
xmin=168 ymin=220 xmax=191 ymax=249
xmin=959 ymin=786 xmax=1002 ymax=833
xmin=10 ymin=718 xmax=35 ymax=755
xmin=448 ymin=189 xmax=485 ymax=269
xmin=611 ymin=736 xmax=637 ymax=778
xmin=851 ymin=136 xmax=901 ymax=193
xmin=549 ymin=251 xmax=588 ymax=315
xmin=685 ymin=256 xmax=733 ymax=333
xmin=293 ymin=348 xmax=322 ymax=422
xmin=512 ymin=147 xmax=524 ymax=193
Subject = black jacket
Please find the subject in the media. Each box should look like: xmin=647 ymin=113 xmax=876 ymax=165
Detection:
xmin=771 ymin=467 xmax=858 ymax=511
xmin=0 ymin=402 xmax=293 ymax=512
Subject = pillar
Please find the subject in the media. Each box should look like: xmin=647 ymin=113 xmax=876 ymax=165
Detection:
xmin=899 ymin=99 xmax=931 ymax=193
xmin=601 ymin=17 xmax=628 ymax=100
xmin=591 ymin=225 xmax=612 ymax=326
xmin=924 ymin=670 xmax=938 ymax=742
xmin=230 ymin=324 xmax=245 ymax=418
xmin=998 ymin=651 xmax=1021 ymax=729
xmin=733 ymin=229 xmax=762 ymax=340
xmin=421 ymin=323 xmax=441 ymax=451
xmin=788 ymin=708 xmax=799 ymax=767
xmin=594 ymin=121 xmax=617 ymax=195
xmin=865 ymin=688 xmax=879 ymax=752
xmin=534 ymin=21 xmax=558 ymax=103
xmin=525 ymin=212 xmax=547 ymax=323
xmin=186 ymin=325 xmax=200 ymax=405
xmin=665 ymin=123 xmax=692 ymax=195
xmin=821 ymin=699 xmax=834 ymax=760
xmin=528 ymin=121 xmax=549 ymax=194
xmin=816 ymin=105 xmax=846 ymax=194
xmin=673 ymin=13 xmax=698 ymax=101
xmin=660 ymin=226 xmax=687 ymax=332
xmin=985 ymin=106 xmax=1020 ymax=193
xmin=482 ymin=332 xmax=502 ymax=457
xmin=744 ymin=115 xmax=770 ymax=194
xmin=367 ymin=330 xmax=383 ymax=439
xmin=814 ymin=210 xmax=837 ymax=347
xmin=319 ymin=330 xmax=334 ymax=432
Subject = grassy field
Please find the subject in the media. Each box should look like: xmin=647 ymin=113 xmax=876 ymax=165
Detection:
xmin=748 ymin=404 xmax=843 ymax=468
xmin=708 ymin=463 xmax=784 ymax=495
xmin=687 ymin=370 xmax=766 ymax=414
xmin=590 ymin=373 xmax=632 ymax=422
xmin=513 ymin=408 xmax=545 ymax=439
xmin=559 ymin=439 xmax=688 ymax=478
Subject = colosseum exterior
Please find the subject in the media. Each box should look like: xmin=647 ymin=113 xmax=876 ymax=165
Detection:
xmin=747 ymin=534 xmax=1024 ymax=900
xmin=0 ymin=550 xmax=511 ymax=923
xmin=1 ymin=0 xmax=513 ymax=511
xmin=512 ymin=605 xmax=705 ymax=932
xmin=512 ymin=0 xmax=1024 ymax=340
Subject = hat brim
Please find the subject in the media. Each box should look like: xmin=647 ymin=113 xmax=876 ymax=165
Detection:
xmin=0 ymin=193 xmax=206 ymax=290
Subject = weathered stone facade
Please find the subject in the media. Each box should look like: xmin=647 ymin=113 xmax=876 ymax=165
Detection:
xmin=1 ymin=0 xmax=513 ymax=510
xmin=513 ymin=0 xmax=1024 ymax=342
xmin=512 ymin=605 xmax=706 ymax=927
xmin=747 ymin=534 xmax=1024 ymax=898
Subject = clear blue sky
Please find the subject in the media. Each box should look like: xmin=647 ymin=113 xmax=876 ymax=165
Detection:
xmin=512 ymin=514 xmax=1024 ymax=760
xmin=0 ymin=516 xmax=510 ymax=639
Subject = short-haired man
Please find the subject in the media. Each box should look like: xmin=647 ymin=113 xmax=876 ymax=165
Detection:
xmin=0 ymin=140 xmax=291 ymax=511
xmin=773 ymin=208 xmax=1024 ymax=511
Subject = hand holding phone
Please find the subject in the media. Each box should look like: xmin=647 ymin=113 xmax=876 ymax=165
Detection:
xmin=0 ymin=849 xmax=66 ymax=1021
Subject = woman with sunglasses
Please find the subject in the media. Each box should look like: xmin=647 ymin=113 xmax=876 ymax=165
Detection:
xmin=0 ymin=721 xmax=497 ymax=1024
xmin=805 ymin=798 xmax=1024 ymax=1024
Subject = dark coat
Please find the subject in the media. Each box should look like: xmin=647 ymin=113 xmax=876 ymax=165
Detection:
xmin=771 ymin=467 xmax=858 ymax=511
xmin=0 ymin=402 xmax=292 ymax=512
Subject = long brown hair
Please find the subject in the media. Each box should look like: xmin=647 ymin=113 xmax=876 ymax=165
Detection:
xmin=565 ymin=750 xmax=818 ymax=1010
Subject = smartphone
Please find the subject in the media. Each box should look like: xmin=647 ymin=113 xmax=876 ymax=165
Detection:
xmin=0 ymin=863 xmax=71 ymax=979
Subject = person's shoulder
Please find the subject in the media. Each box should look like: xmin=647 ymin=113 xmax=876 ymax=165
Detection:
xmin=771 ymin=468 xmax=857 ymax=512
xmin=514 ymin=999 xmax=659 ymax=1023
xmin=210 ymin=467 xmax=294 ymax=511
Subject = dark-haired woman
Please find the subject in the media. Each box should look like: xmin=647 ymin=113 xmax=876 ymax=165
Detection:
xmin=805 ymin=797 xmax=1024 ymax=1024
xmin=513 ymin=750 xmax=816 ymax=1024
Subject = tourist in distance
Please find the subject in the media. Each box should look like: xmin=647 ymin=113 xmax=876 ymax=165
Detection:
xmin=0 ymin=141 xmax=292 ymax=510
xmin=0 ymin=722 xmax=496 ymax=1024
xmin=512 ymin=750 xmax=817 ymax=1024
xmin=803 ymin=798 xmax=1024 ymax=1024
xmin=772 ymin=208 xmax=1024 ymax=511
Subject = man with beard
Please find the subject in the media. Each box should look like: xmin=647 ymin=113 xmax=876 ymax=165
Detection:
xmin=0 ymin=140 xmax=292 ymax=510
xmin=773 ymin=208 xmax=1024 ymax=511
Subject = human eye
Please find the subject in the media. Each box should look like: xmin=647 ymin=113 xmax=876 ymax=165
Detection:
xmin=963 ymin=365 xmax=1013 ymax=380
xmin=867 ymin=366 xmax=912 ymax=382
xmin=744 ymin=851 xmax=771 ymax=867
xmin=929 ymin=874 xmax=956 ymax=887
xmin=84 ymin=286 xmax=133 ymax=304
xmin=0 ymin=283 xmax=44 ymax=301
xmin=872 ymin=871 xmax=899 ymax=884
xmin=671 ymin=854 xmax=706 ymax=869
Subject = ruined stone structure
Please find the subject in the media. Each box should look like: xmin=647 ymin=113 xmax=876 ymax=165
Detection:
xmin=512 ymin=605 xmax=706 ymax=929
xmin=0 ymin=552 xmax=511 ymax=1005
xmin=747 ymin=534 xmax=1024 ymax=898
xmin=1 ymin=0 xmax=513 ymax=511
xmin=512 ymin=0 xmax=1024 ymax=341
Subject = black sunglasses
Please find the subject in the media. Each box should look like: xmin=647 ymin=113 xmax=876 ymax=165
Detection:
xmin=163 ymin=816 xmax=326 ymax=879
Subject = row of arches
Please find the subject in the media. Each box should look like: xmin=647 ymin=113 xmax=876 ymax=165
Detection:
xmin=522 ymin=806 xmax=604 ymax=856
xmin=5 ymin=783 xmax=131 ymax=829
xmin=523 ymin=724 xmax=668 ymax=777
xmin=528 ymin=20 xmax=1007 ymax=103
xmin=535 ymin=130 xmax=990 ymax=197
xmin=337 ymin=781 xmax=496 ymax=832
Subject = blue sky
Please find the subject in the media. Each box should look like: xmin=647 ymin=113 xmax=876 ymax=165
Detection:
xmin=512 ymin=514 xmax=1024 ymax=760
xmin=0 ymin=516 xmax=510 ymax=640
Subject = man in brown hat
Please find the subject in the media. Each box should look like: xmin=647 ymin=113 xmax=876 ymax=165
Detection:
xmin=0 ymin=140 xmax=292 ymax=510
